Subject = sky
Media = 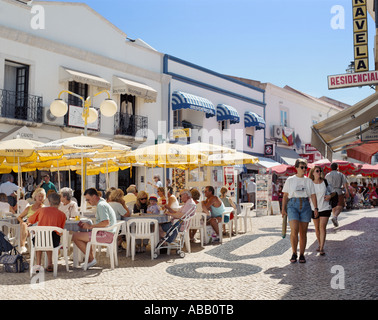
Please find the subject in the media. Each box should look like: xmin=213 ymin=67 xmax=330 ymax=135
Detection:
xmin=41 ymin=0 xmax=377 ymax=106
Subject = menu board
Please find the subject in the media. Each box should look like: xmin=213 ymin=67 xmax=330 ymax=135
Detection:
xmin=256 ymin=174 xmax=272 ymax=215
xmin=68 ymin=105 xmax=99 ymax=130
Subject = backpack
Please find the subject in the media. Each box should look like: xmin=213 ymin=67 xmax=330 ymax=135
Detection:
xmin=0 ymin=231 xmax=29 ymax=273
xmin=324 ymin=179 xmax=338 ymax=208
xmin=0 ymin=248 xmax=29 ymax=273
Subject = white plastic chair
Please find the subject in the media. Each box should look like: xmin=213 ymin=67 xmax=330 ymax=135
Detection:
xmin=218 ymin=207 xmax=235 ymax=244
xmin=28 ymin=226 xmax=69 ymax=277
xmin=126 ymin=218 xmax=158 ymax=260
xmin=0 ymin=221 xmax=20 ymax=249
xmin=16 ymin=199 xmax=29 ymax=215
xmin=83 ymin=221 xmax=123 ymax=271
xmin=185 ymin=212 xmax=207 ymax=251
xmin=238 ymin=202 xmax=254 ymax=233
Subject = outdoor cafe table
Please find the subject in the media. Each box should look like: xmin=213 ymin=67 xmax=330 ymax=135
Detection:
xmin=66 ymin=218 xmax=93 ymax=268
xmin=0 ymin=216 xmax=19 ymax=225
xmin=122 ymin=214 xmax=171 ymax=248
xmin=121 ymin=213 xmax=170 ymax=224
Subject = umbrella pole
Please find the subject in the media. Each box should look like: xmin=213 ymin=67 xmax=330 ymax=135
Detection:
xmin=144 ymin=166 xmax=147 ymax=192
xmin=17 ymin=157 xmax=21 ymax=214
xmin=106 ymin=159 xmax=109 ymax=190
xmin=81 ymin=151 xmax=85 ymax=214
xmin=57 ymin=160 xmax=61 ymax=191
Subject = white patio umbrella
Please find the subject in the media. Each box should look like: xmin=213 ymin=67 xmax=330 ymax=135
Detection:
xmin=36 ymin=135 xmax=131 ymax=212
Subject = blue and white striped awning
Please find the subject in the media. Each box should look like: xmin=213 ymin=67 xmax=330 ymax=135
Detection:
xmin=216 ymin=104 xmax=240 ymax=124
xmin=244 ymin=111 xmax=265 ymax=130
xmin=172 ymin=91 xmax=216 ymax=118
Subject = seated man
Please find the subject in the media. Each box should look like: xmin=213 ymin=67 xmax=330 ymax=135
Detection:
xmin=72 ymin=188 xmax=116 ymax=269
xmin=159 ymin=189 xmax=196 ymax=243
xmin=201 ymin=186 xmax=225 ymax=236
xmin=27 ymin=192 xmax=66 ymax=272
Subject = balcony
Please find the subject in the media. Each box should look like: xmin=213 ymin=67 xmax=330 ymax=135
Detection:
xmin=114 ymin=112 xmax=148 ymax=138
xmin=0 ymin=88 xmax=43 ymax=123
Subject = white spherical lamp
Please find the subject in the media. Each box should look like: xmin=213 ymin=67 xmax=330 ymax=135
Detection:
xmin=82 ymin=107 xmax=98 ymax=124
xmin=100 ymin=99 xmax=117 ymax=117
xmin=50 ymin=99 xmax=68 ymax=117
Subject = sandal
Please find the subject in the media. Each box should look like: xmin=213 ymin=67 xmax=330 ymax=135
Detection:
xmin=46 ymin=265 xmax=53 ymax=272
xmin=319 ymin=250 xmax=325 ymax=256
xmin=299 ymin=254 xmax=306 ymax=263
xmin=290 ymin=253 xmax=298 ymax=263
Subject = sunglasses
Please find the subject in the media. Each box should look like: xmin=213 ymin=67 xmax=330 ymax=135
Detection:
xmin=315 ymin=169 xmax=321 ymax=173
xmin=140 ymin=198 xmax=147 ymax=200
xmin=299 ymin=166 xmax=307 ymax=170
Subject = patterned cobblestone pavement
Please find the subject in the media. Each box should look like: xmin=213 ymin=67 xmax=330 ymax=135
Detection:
xmin=0 ymin=208 xmax=376 ymax=301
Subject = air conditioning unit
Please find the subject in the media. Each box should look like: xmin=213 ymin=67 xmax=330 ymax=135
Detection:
xmin=43 ymin=107 xmax=65 ymax=126
xmin=273 ymin=125 xmax=283 ymax=139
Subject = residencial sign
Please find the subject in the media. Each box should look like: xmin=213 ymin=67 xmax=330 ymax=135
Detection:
xmin=353 ymin=0 xmax=368 ymax=72
xmin=327 ymin=70 xmax=378 ymax=89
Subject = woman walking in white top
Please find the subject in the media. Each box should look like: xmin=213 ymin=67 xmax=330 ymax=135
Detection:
xmin=309 ymin=166 xmax=335 ymax=256
xmin=282 ymin=159 xmax=318 ymax=263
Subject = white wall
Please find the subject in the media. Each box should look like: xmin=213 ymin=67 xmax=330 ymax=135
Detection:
xmin=264 ymin=83 xmax=343 ymax=152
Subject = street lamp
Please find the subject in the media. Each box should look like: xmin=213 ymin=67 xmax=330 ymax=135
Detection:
xmin=50 ymin=89 xmax=117 ymax=203
xmin=50 ymin=89 xmax=117 ymax=135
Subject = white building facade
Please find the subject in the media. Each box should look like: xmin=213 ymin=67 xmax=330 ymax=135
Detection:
xmin=0 ymin=0 xmax=166 ymax=194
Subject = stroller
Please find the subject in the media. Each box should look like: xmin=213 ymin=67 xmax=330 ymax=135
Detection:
xmin=154 ymin=205 xmax=196 ymax=258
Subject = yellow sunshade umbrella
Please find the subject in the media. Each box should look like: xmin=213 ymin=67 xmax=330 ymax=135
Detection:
xmin=122 ymin=142 xmax=206 ymax=167
xmin=35 ymin=135 xmax=130 ymax=156
xmin=205 ymin=151 xmax=259 ymax=166
xmin=0 ymin=137 xmax=44 ymax=212
xmin=0 ymin=138 xmax=43 ymax=162
xmin=36 ymin=135 xmax=131 ymax=209
xmin=186 ymin=142 xmax=236 ymax=155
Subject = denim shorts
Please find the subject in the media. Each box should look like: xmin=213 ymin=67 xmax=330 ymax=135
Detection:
xmin=287 ymin=198 xmax=312 ymax=223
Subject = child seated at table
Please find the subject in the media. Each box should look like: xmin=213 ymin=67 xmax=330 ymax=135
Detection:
xmin=147 ymin=195 xmax=160 ymax=214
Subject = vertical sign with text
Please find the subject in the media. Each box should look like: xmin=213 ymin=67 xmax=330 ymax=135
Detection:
xmin=353 ymin=0 xmax=369 ymax=72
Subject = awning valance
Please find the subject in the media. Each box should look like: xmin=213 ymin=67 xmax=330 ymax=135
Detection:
xmin=244 ymin=111 xmax=265 ymax=130
xmin=59 ymin=67 xmax=110 ymax=89
xmin=112 ymin=76 xmax=157 ymax=103
xmin=275 ymin=146 xmax=300 ymax=166
xmin=172 ymin=91 xmax=216 ymax=118
xmin=311 ymin=91 xmax=378 ymax=161
xmin=216 ymin=104 xmax=240 ymax=124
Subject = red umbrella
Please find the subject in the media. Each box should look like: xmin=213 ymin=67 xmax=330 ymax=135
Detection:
xmin=268 ymin=164 xmax=297 ymax=176
xmin=358 ymin=164 xmax=378 ymax=177
xmin=309 ymin=159 xmax=361 ymax=175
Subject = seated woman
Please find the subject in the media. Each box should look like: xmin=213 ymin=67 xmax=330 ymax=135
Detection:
xmin=167 ymin=187 xmax=179 ymax=209
xmin=17 ymin=188 xmax=46 ymax=254
xmin=219 ymin=187 xmax=236 ymax=235
xmin=0 ymin=192 xmax=15 ymax=216
xmin=59 ymin=187 xmax=79 ymax=219
xmin=132 ymin=191 xmax=149 ymax=252
xmin=108 ymin=188 xmax=130 ymax=220
xmin=157 ymin=187 xmax=166 ymax=208
xmin=133 ymin=191 xmax=149 ymax=213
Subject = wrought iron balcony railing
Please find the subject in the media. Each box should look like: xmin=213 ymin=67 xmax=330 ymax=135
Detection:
xmin=114 ymin=112 xmax=148 ymax=138
xmin=0 ymin=88 xmax=43 ymax=123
